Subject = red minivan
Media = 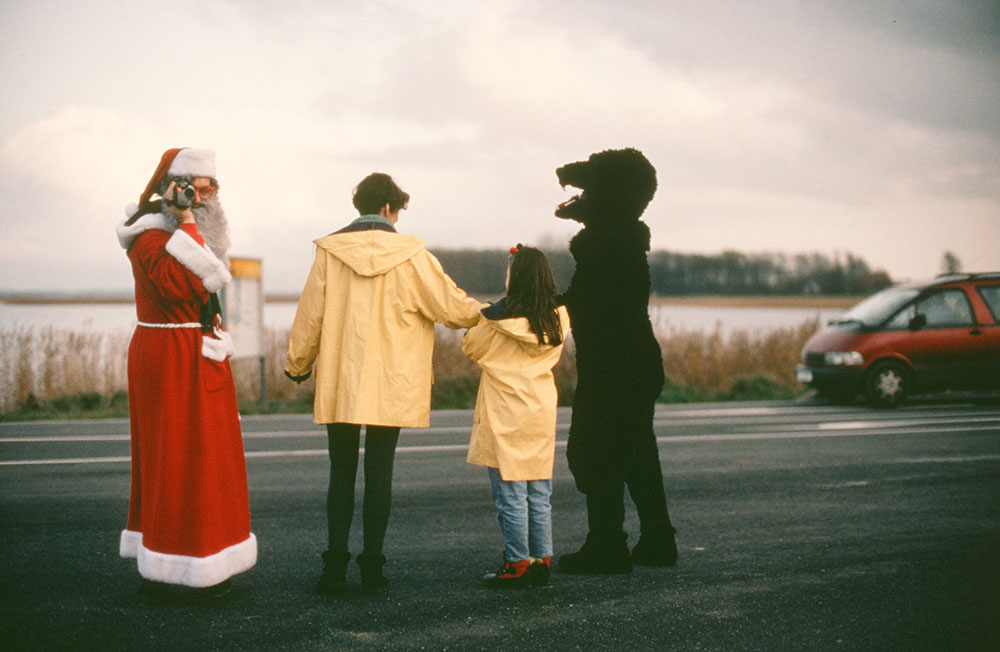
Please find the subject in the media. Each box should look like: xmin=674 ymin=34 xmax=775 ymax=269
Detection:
xmin=796 ymin=273 xmax=1000 ymax=406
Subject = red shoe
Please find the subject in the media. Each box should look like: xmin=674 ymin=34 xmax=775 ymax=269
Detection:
xmin=483 ymin=559 xmax=531 ymax=587
xmin=527 ymin=556 xmax=551 ymax=586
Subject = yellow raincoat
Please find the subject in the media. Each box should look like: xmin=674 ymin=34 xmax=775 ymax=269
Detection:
xmin=463 ymin=305 xmax=571 ymax=481
xmin=285 ymin=229 xmax=483 ymax=427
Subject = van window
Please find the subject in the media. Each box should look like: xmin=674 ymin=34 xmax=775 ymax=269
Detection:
xmin=917 ymin=289 xmax=974 ymax=327
xmin=977 ymin=285 xmax=1000 ymax=321
xmin=885 ymin=289 xmax=974 ymax=330
xmin=886 ymin=305 xmax=915 ymax=330
xmin=840 ymin=286 xmax=919 ymax=327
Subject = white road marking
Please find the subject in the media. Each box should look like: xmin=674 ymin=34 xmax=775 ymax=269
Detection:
xmin=1 ymin=456 xmax=132 ymax=466
xmin=5 ymin=414 xmax=997 ymax=444
xmin=2 ymin=422 xmax=998 ymax=466
xmin=0 ymin=435 xmax=131 ymax=443
xmin=659 ymin=424 xmax=1000 ymax=442
xmin=815 ymin=416 xmax=1000 ymax=431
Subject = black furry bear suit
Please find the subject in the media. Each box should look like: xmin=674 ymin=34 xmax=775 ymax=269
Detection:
xmin=555 ymin=148 xmax=677 ymax=574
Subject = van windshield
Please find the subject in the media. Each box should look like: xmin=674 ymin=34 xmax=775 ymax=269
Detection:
xmin=837 ymin=287 xmax=920 ymax=327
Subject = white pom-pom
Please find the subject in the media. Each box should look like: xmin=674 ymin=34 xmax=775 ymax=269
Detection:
xmin=125 ymin=203 xmax=139 ymax=218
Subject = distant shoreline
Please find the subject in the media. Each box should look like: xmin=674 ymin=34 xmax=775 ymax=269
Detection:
xmin=0 ymin=293 xmax=134 ymax=305
xmin=648 ymin=295 xmax=860 ymax=309
xmin=1 ymin=292 xmax=860 ymax=309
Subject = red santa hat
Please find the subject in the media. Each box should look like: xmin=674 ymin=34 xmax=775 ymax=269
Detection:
xmin=125 ymin=147 xmax=216 ymax=222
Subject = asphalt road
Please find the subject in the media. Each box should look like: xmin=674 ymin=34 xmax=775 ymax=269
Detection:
xmin=2 ymin=396 xmax=999 ymax=651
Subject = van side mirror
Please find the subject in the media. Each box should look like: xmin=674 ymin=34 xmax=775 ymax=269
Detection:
xmin=909 ymin=314 xmax=927 ymax=331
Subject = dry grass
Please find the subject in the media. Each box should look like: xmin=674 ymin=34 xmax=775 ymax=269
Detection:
xmin=229 ymin=327 xmax=316 ymax=406
xmin=1 ymin=317 xmax=821 ymax=417
xmin=658 ymin=317 xmax=820 ymax=394
xmin=0 ymin=326 xmax=131 ymax=414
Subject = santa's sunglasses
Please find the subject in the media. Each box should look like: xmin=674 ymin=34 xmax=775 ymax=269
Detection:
xmin=192 ymin=185 xmax=216 ymax=199
xmin=173 ymin=179 xmax=218 ymax=199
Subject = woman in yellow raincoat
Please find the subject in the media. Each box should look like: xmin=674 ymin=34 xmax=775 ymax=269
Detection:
xmin=285 ymin=173 xmax=483 ymax=594
xmin=463 ymin=245 xmax=570 ymax=587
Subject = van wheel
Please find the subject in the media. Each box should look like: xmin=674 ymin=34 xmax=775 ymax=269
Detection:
xmin=864 ymin=360 xmax=910 ymax=408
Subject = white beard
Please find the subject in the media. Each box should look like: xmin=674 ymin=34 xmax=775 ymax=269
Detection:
xmin=192 ymin=196 xmax=231 ymax=265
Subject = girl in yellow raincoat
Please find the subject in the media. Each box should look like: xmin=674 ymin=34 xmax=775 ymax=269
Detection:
xmin=463 ymin=245 xmax=570 ymax=587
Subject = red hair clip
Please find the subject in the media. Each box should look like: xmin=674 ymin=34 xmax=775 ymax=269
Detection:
xmin=509 ymin=243 xmax=523 ymax=255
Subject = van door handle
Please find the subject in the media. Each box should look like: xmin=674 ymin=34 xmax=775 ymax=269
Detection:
xmin=969 ymin=328 xmax=983 ymax=336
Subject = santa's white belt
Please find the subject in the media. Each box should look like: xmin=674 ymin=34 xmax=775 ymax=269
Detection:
xmin=134 ymin=321 xmax=234 ymax=361
xmin=136 ymin=321 xmax=202 ymax=328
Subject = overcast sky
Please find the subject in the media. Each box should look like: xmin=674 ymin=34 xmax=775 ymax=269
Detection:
xmin=1 ymin=0 xmax=997 ymax=293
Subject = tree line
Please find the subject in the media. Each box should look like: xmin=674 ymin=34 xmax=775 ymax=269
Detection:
xmin=430 ymin=248 xmax=892 ymax=297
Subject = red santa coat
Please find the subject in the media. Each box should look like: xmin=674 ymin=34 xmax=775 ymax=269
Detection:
xmin=115 ymin=213 xmax=256 ymax=587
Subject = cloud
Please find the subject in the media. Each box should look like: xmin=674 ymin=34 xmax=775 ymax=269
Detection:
xmin=1 ymin=0 xmax=997 ymax=291
xmin=460 ymin=16 xmax=723 ymax=121
xmin=0 ymin=106 xmax=158 ymax=196
xmin=0 ymin=99 xmax=492 ymax=292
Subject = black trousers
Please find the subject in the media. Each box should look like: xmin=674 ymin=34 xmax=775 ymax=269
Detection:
xmin=568 ymin=395 xmax=674 ymax=544
xmin=325 ymin=423 xmax=400 ymax=556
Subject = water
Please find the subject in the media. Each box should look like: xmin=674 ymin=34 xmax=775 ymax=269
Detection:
xmin=0 ymin=301 xmax=845 ymax=337
xmin=651 ymin=304 xmax=840 ymax=335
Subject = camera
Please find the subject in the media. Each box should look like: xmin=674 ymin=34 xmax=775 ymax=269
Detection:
xmin=169 ymin=179 xmax=197 ymax=209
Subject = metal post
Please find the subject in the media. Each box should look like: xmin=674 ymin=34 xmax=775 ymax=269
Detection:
xmin=259 ymin=356 xmax=266 ymax=404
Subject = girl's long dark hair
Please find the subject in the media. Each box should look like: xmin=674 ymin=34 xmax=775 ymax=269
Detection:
xmin=506 ymin=246 xmax=563 ymax=345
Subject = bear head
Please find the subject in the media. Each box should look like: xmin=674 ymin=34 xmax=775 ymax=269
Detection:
xmin=554 ymin=147 xmax=657 ymax=226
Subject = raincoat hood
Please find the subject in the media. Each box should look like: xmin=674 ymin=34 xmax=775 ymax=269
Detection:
xmin=315 ymin=231 xmax=426 ymax=277
xmin=483 ymin=315 xmax=559 ymax=355
xmin=480 ymin=299 xmax=565 ymax=353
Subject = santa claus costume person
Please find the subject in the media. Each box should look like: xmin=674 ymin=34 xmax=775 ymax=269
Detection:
xmin=116 ymin=147 xmax=256 ymax=598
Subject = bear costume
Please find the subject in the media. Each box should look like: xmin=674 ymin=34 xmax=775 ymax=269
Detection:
xmin=554 ymin=148 xmax=678 ymax=573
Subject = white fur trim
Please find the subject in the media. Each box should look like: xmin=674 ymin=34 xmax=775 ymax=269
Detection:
xmin=115 ymin=212 xmax=176 ymax=250
xmin=120 ymin=530 xmax=257 ymax=587
xmin=202 ymin=329 xmax=234 ymax=361
xmin=168 ymin=148 xmax=216 ymax=178
xmin=120 ymin=529 xmax=142 ymax=558
xmin=165 ymin=229 xmax=232 ymax=292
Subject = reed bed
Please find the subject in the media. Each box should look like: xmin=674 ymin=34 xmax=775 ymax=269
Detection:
xmin=0 ymin=326 xmax=131 ymax=415
xmin=1 ymin=317 xmax=821 ymax=418
xmin=658 ymin=317 xmax=821 ymax=400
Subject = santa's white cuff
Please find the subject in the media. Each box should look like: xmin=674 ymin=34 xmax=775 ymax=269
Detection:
xmin=202 ymin=329 xmax=235 ymax=361
xmin=165 ymin=229 xmax=231 ymax=292
xmin=120 ymin=529 xmax=142 ymax=557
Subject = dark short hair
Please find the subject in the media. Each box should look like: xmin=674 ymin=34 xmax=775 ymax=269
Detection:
xmin=352 ymin=173 xmax=410 ymax=215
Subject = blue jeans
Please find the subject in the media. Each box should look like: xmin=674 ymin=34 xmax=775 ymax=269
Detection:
xmin=488 ymin=467 xmax=553 ymax=562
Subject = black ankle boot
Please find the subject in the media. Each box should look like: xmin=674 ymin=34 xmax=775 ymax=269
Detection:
xmin=632 ymin=529 xmax=678 ymax=567
xmin=558 ymin=533 xmax=632 ymax=574
xmin=316 ymin=550 xmax=351 ymax=595
xmin=356 ymin=552 xmax=388 ymax=594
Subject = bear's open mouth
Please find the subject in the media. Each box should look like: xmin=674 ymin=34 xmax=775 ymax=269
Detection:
xmin=558 ymin=186 xmax=584 ymax=210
